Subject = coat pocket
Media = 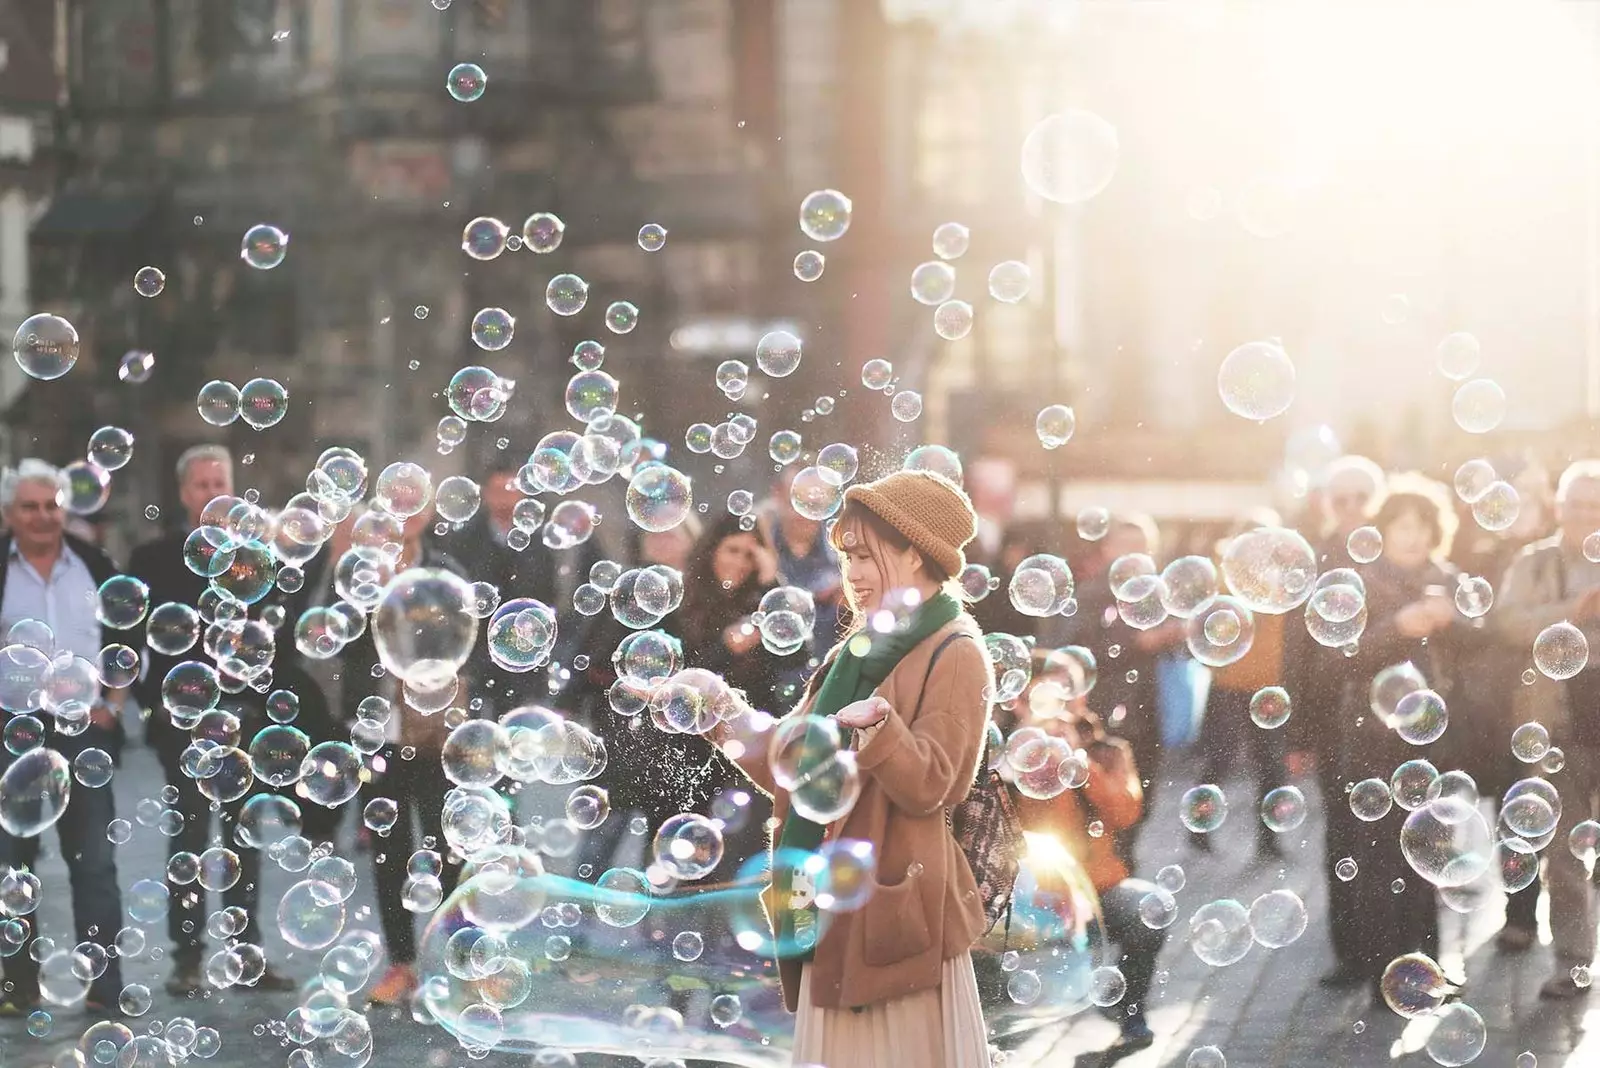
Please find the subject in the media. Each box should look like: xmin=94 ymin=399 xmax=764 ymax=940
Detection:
xmin=861 ymin=870 xmax=933 ymax=966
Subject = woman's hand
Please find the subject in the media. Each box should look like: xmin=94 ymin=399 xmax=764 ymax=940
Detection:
xmin=835 ymin=695 xmax=892 ymax=729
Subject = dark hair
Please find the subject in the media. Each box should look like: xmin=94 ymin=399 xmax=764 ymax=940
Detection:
xmin=677 ymin=512 xmax=774 ymax=654
xmin=1370 ymin=473 xmax=1456 ymax=559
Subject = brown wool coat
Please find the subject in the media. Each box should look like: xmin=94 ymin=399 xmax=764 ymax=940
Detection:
xmin=723 ymin=613 xmax=994 ymax=1013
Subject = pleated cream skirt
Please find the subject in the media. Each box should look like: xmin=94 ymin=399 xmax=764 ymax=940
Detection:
xmin=792 ymin=954 xmax=990 ymax=1068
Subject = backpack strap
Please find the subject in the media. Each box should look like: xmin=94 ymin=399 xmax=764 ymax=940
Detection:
xmin=909 ymin=631 xmax=971 ymax=721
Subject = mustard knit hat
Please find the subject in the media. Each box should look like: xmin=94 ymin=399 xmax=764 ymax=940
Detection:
xmin=843 ymin=469 xmax=977 ymax=577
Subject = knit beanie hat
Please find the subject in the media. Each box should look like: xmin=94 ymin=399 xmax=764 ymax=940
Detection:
xmin=844 ymin=469 xmax=977 ymax=577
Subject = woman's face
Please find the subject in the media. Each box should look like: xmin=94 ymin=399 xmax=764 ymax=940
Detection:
xmin=713 ymin=532 xmax=761 ymax=589
xmin=1383 ymin=508 xmax=1437 ymax=571
xmin=840 ymin=525 xmax=922 ymax=614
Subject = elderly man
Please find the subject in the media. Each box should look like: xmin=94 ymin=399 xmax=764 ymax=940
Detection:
xmin=128 ymin=444 xmax=293 ymax=996
xmin=0 ymin=460 xmax=125 ymax=1014
xmin=1494 ymin=460 xmax=1600 ymax=999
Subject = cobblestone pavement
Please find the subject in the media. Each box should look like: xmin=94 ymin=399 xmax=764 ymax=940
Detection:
xmin=0 ymin=741 xmax=1594 ymax=1067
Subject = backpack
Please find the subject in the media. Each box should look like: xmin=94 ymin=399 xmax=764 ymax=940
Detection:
xmin=916 ymin=633 xmax=1024 ymax=935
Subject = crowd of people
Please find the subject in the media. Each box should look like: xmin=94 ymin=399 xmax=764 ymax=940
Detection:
xmin=3 ymin=437 xmax=1600 ymax=1066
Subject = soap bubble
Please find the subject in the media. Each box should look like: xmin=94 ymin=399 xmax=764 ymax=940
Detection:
xmin=1180 ymin=784 xmax=1227 ymax=834
xmin=1138 ymin=889 xmax=1179 ymax=929
xmin=1393 ymin=689 xmax=1449 ymax=745
xmin=1247 ymin=889 xmax=1307 ymax=948
xmin=0 ymin=748 xmax=70 ymax=836
xmin=1248 ymin=687 xmax=1291 ymax=729
xmin=988 ymin=260 xmax=1031 ymax=303
xmin=755 ymin=330 xmax=803 ymax=378
xmin=1400 ymin=804 xmax=1492 ymax=887
xmin=1260 ymin=786 xmax=1306 ymax=833
xmin=240 ymin=223 xmax=288 ymax=269
xmin=1452 ymin=378 xmax=1507 ymax=434
xmin=1455 ymin=575 xmax=1494 ymax=618
xmin=238 ymin=377 xmax=288 ymax=430
xmin=792 ymin=250 xmax=824 ymax=281
xmin=1534 ymin=621 xmax=1588 ymax=680
xmin=1454 ymin=459 xmax=1498 ymax=503
xmin=1019 ymin=110 xmax=1119 ymax=204
xmin=933 ymin=300 xmax=974 ymax=341
xmin=1036 ymin=405 xmax=1075 ymax=449
xmin=447 ymin=62 xmax=487 ymax=101
xmin=96 ymin=575 xmax=150 ymax=629
xmin=1436 ymin=332 xmax=1481 ymax=380
xmin=118 ymin=349 xmax=154 ymax=383
xmin=277 ymin=880 xmax=345 ymax=949
xmin=1349 ymin=778 xmax=1394 ymax=821
xmin=1188 ymin=899 xmax=1253 ymax=966
xmin=789 ymin=466 xmax=844 ymax=522
xmin=1425 ymin=1002 xmax=1487 ymax=1066
xmin=890 ymin=390 xmax=924 ymax=422
xmin=910 ymin=261 xmax=956 ymax=305
xmin=862 ymin=359 xmax=893 ymax=390
xmin=1346 ymin=525 xmax=1383 ymax=563
xmin=1221 ymin=527 xmax=1316 ymax=614
xmin=1390 ymin=759 xmax=1439 ymax=811
xmin=1218 ymin=341 xmax=1295 ymax=420
xmin=627 ymin=465 xmax=693 ymax=532
xmin=1187 ymin=1048 xmax=1227 ymax=1068
xmin=523 ymin=211 xmax=565 ymax=252
xmin=799 ymin=189 xmax=852 ymax=241
xmin=1186 ymin=596 xmax=1255 ymax=668
xmin=12 ymin=313 xmax=79 ymax=380
xmin=1471 ymin=480 xmax=1520 ymax=532
xmin=87 ymin=426 xmax=134 ymax=470
xmin=546 ymin=274 xmax=588 ymax=316
xmin=1159 ymin=555 xmax=1218 ymax=618
xmin=1381 ymin=952 xmax=1450 ymax=1017
xmin=651 ymin=814 xmax=725 ymax=881
xmin=133 ymin=265 xmax=165 ymax=297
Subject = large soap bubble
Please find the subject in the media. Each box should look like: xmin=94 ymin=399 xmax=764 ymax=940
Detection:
xmin=0 ymin=747 xmax=70 ymax=837
xmin=1220 ymin=527 xmax=1316 ymax=614
xmin=1019 ymin=111 xmax=1119 ymax=204
xmin=372 ymin=568 xmax=479 ymax=690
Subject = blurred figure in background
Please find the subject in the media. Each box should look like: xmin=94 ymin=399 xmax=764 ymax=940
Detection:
xmin=0 ymin=461 xmax=126 ymax=1015
xmin=1321 ymin=475 xmax=1478 ymax=997
xmin=571 ymin=517 xmax=700 ymax=880
xmin=1043 ymin=513 xmax=1184 ymax=860
xmin=1190 ymin=516 xmax=1290 ymax=862
xmin=1492 ymin=460 xmax=1600 ymax=998
xmin=345 ymin=503 xmax=473 ymax=1007
xmin=128 ymin=445 xmax=295 ymax=997
xmin=1014 ymin=651 xmax=1166 ymax=1063
xmin=762 ymin=465 xmax=844 ymax=658
xmin=1442 ymin=453 xmax=1553 ymax=949
xmin=970 ymin=519 xmax=1051 ymax=642
xmin=1313 ymin=455 xmax=1387 ymax=566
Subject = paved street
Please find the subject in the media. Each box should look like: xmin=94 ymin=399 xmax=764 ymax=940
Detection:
xmin=0 ymin=739 xmax=1595 ymax=1067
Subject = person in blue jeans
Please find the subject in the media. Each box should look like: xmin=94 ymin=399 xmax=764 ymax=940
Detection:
xmin=0 ymin=461 xmax=127 ymax=1013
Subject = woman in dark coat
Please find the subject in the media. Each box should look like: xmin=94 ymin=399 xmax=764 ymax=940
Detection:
xmin=1322 ymin=475 xmax=1485 ymax=997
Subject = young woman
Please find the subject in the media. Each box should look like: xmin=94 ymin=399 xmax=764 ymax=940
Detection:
xmin=714 ymin=469 xmax=994 ymax=1067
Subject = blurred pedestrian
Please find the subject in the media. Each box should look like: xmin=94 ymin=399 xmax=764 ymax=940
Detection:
xmin=1321 ymin=475 xmax=1476 ymax=997
xmin=1492 ymin=460 xmax=1600 ymax=998
xmin=1014 ymin=653 xmax=1166 ymax=1062
xmin=0 ymin=461 xmax=127 ymax=1015
xmin=970 ymin=520 xmax=1050 ymax=642
xmin=127 ymin=445 xmax=295 ymax=996
xmin=1042 ymin=513 xmax=1183 ymax=861
xmin=349 ymin=504 xmax=473 ymax=1006
xmin=762 ymin=465 xmax=845 ymax=658
xmin=1190 ymin=520 xmax=1290 ymax=862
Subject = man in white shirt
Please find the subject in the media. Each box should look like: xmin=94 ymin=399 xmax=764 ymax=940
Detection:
xmin=0 ymin=460 xmax=126 ymax=1014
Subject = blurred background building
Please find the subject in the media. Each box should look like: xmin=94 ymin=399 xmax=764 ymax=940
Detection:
xmin=6 ymin=0 xmax=1600 ymax=544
